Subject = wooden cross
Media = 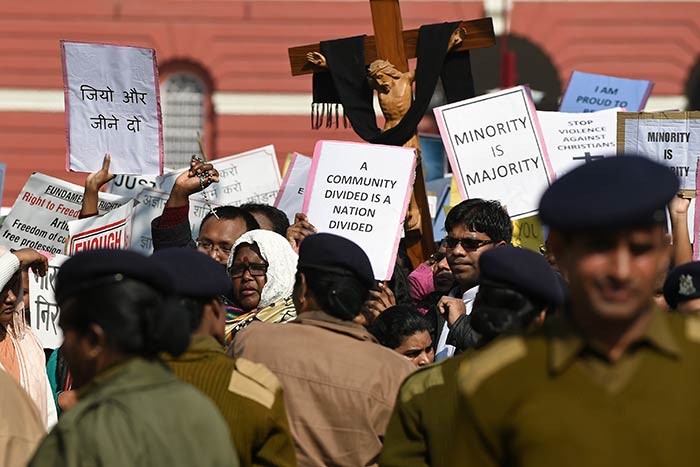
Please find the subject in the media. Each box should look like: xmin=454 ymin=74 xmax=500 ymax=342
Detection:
xmin=288 ymin=0 xmax=496 ymax=265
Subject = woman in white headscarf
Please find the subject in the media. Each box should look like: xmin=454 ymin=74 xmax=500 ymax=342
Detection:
xmin=0 ymin=247 xmax=57 ymax=430
xmin=225 ymin=230 xmax=298 ymax=342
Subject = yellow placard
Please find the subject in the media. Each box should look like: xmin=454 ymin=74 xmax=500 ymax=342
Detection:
xmin=511 ymin=215 xmax=544 ymax=252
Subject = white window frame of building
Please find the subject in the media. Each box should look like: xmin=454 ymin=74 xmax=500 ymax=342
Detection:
xmin=162 ymin=73 xmax=207 ymax=170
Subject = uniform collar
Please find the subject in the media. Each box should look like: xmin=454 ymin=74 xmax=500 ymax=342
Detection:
xmin=549 ymin=306 xmax=681 ymax=374
xmin=77 ymin=357 xmax=175 ymax=400
xmin=161 ymin=335 xmax=224 ymax=363
xmin=293 ymin=310 xmax=379 ymax=343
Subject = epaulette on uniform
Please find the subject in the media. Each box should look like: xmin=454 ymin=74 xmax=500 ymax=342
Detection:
xmin=228 ymin=357 xmax=281 ymax=409
xmin=398 ymin=361 xmax=447 ymax=404
xmin=459 ymin=336 xmax=527 ymax=396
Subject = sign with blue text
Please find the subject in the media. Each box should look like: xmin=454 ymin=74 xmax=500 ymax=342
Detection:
xmin=560 ymin=71 xmax=653 ymax=113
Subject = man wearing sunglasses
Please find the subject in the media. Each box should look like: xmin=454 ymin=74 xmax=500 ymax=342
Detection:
xmin=434 ymin=199 xmax=512 ymax=360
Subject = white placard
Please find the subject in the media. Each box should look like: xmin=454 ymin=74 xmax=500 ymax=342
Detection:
xmin=303 ymin=140 xmax=417 ymax=280
xmin=434 ymin=86 xmax=553 ymax=219
xmin=157 ymin=145 xmax=281 ymax=207
xmin=538 ymin=108 xmax=620 ymax=179
xmin=67 ymin=200 xmax=136 ymax=254
xmin=129 ymin=188 xmax=219 ymax=254
xmin=28 ymin=254 xmax=69 ymax=349
xmin=619 ymin=112 xmax=700 ymax=191
xmin=0 ymin=173 xmax=129 ymax=254
xmin=274 ymin=153 xmax=312 ymax=223
xmin=61 ymin=41 xmax=163 ymax=175
xmin=107 ymin=174 xmax=159 ymax=198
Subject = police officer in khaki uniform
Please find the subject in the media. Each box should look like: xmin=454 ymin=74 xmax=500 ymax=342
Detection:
xmin=379 ymin=246 xmax=565 ymax=467
xmin=447 ymin=156 xmax=700 ymax=467
xmin=29 ymin=249 xmax=238 ymax=467
xmin=153 ymin=248 xmax=296 ymax=467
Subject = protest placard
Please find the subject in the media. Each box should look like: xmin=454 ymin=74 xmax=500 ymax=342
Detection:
xmin=303 ymin=140 xmax=416 ymax=280
xmin=28 ymin=254 xmax=68 ymax=349
xmin=538 ymin=108 xmax=619 ymax=179
xmin=129 ymin=188 xmax=219 ymax=255
xmin=274 ymin=153 xmax=312 ymax=223
xmin=107 ymin=174 xmax=159 ymax=198
xmin=0 ymin=173 xmax=129 ymax=254
xmin=512 ymin=216 xmax=545 ymax=253
xmin=618 ymin=111 xmax=700 ymax=193
xmin=560 ymin=71 xmax=653 ymax=113
xmin=158 ymin=145 xmax=281 ymax=207
xmin=418 ymin=133 xmax=447 ymax=182
xmin=427 ymin=176 xmax=452 ymax=240
xmin=434 ymin=86 xmax=553 ymax=219
xmin=61 ymin=41 xmax=163 ymax=175
xmin=67 ymin=200 xmax=136 ymax=254
xmin=0 ymin=163 xmax=5 ymax=208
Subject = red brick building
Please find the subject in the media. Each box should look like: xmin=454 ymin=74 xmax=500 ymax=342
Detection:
xmin=1 ymin=0 xmax=699 ymax=204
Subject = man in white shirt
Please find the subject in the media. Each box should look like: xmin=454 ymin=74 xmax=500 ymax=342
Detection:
xmin=434 ymin=199 xmax=512 ymax=360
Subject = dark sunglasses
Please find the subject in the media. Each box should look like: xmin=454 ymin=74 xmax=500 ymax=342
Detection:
xmin=444 ymin=236 xmax=494 ymax=251
xmin=228 ymin=263 xmax=268 ymax=278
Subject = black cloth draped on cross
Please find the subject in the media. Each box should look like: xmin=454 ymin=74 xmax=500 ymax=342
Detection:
xmin=311 ymin=21 xmax=475 ymax=146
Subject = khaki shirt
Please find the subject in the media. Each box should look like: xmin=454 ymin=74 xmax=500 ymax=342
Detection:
xmin=449 ymin=308 xmax=700 ymax=467
xmin=29 ymin=358 xmax=239 ymax=467
xmin=164 ymin=336 xmax=296 ymax=467
xmin=379 ymin=353 xmax=466 ymax=467
xmin=0 ymin=368 xmax=44 ymax=467
xmin=233 ymin=311 xmax=415 ymax=467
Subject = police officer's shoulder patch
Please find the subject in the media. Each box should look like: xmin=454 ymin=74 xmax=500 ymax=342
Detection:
xmin=459 ymin=337 xmax=527 ymax=396
xmin=228 ymin=358 xmax=281 ymax=409
xmin=685 ymin=315 xmax=700 ymax=343
xmin=399 ymin=362 xmax=446 ymax=403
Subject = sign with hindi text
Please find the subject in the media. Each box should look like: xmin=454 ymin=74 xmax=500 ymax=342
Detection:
xmin=28 ymin=254 xmax=68 ymax=349
xmin=618 ymin=111 xmax=700 ymax=192
xmin=274 ymin=153 xmax=312 ymax=223
xmin=560 ymin=71 xmax=653 ymax=113
xmin=434 ymin=86 xmax=553 ymax=219
xmin=157 ymin=145 xmax=281 ymax=207
xmin=303 ymin=140 xmax=416 ymax=281
xmin=538 ymin=108 xmax=619 ymax=179
xmin=61 ymin=41 xmax=163 ymax=175
xmin=0 ymin=173 xmax=128 ymax=254
xmin=67 ymin=200 xmax=136 ymax=254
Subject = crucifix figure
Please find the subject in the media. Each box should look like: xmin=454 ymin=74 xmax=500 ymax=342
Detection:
xmin=288 ymin=0 xmax=496 ymax=265
xmin=573 ymin=152 xmax=605 ymax=163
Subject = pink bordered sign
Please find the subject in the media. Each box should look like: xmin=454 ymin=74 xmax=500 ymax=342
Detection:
xmin=434 ymin=86 xmax=554 ymax=219
xmin=693 ymin=158 xmax=700 ymax=261
xmin=61 ymin=40 xmax=164 ymax=175
xmin=302 ymin=140 xmax=417 ymax=281
xmin=274 ymin=152 xmax=312 ymax=223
